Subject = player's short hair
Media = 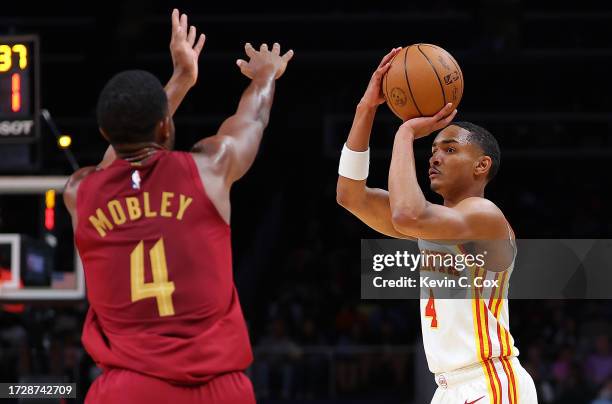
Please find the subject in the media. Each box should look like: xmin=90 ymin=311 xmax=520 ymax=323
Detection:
xmin=452 ymin=121 xmax=500 ymax=181
xmin=97 ymin=70 xmax=168 ymax=144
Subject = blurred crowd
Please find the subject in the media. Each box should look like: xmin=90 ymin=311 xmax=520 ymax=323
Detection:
xmin=1 ymin=261 xmax=611 ymax=403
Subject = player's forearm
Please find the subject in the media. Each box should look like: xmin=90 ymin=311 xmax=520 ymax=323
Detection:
xmin=388 ymin=128 xmax=427 ymax=223
xmin=212 ymin=68 xmax=277 ymax=182
xmin=337 ymin=102 xmax=378 ymax=204
xmin=346 ymin=101 xmax=377 ymax=151
xmin=165 ymin=73 xmax=193 ymax=116
xmin=234 ymin=67 xmax=276 ymax=126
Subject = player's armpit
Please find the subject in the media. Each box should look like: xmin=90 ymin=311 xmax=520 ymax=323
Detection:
xmin=189 ymin=140 xmax=232 ymax=224
xmin=191 ymin=132 xmax=244 ymax=181
xmin=337 ymin=178 xmax=415 ymax=240
xmin=390 ymin=197 xmax=506 ymax=241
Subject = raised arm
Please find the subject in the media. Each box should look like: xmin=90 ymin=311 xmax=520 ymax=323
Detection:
xmin=386 ymin=104 xmax=505 ymax=241
xmin=99 ymin=9 xmax=205 ymax=169
xmin=335 ymin=48 xmax=413 ymax=239
xmin=166 ymin=9 xmax=205 ymax=115
xmin=66 ymin=9 xmax=205 ymax=222
xmin=191 ymin=42 xmax=293 ymax=184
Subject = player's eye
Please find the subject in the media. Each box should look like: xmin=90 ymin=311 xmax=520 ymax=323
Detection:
xmin=447 ymin=147 xmax=455 ymax=153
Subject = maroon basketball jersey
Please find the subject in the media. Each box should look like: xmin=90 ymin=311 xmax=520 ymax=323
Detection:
xmin=75 ymin=150 xmax=252 ymax=385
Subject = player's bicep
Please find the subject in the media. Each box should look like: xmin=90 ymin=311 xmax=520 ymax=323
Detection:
xmin=394 ymin=203 xmax=471 ymax=240
xmin=217 ymin=114 xmax=263 ymax=139
xmin=392 ymin=199 xmax=503 ymax=241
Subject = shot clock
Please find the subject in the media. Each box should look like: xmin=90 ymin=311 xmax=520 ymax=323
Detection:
xmin=0 ymin=35 xmax=39 ymax=143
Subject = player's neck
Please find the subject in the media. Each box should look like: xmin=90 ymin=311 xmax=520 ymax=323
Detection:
xmin=114 ymin=142 xmax=165 ymax=163
xmin=443 ymin=183 xmax=485 ymax=207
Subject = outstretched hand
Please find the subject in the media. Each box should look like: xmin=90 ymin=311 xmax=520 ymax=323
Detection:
xmin=361 ymin=47 xmax=402 ymax=108
xmin=399 ymin=103 xmax=458 ymax=139
xmin=236 ymin=42 xmax=294 ymax=80
xmin=170 ymin=9 xmax=206 ymax=87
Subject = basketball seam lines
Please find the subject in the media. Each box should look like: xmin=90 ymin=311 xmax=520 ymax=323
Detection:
xmin=403 ymin=45 xmax=423 ymax=117
xmin=423 ymin=44 xmax=464 ymax=102
xmin=417 ymin=44 xmax=447 ymax=110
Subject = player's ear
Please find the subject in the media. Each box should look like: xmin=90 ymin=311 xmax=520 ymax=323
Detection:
xmin=474 ymin=155 xmax=492 ymax=177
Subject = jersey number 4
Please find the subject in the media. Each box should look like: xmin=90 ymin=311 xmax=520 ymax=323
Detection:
xmin=130 ymin=238 xmax=176 ymax=317
xmin=425 ymin=288 xmax=438 ymax=328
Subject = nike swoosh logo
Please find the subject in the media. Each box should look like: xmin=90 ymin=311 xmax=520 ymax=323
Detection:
xmin=464 ymin=396 xmax=485 ymax=404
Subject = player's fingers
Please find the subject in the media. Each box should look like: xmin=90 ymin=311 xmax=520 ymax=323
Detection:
xmin=378 ymin=49 xmax=395 ymax=68
xmin=245 ymin=43 xmax=256 ymax=57
xmin=260 ymin=43 xmax=268 ymax=52
xmin=281 ymin=49 xmax=294 ymax=63
xmin=194 ymin=34 xmax=206 ymax=55
xmin=179 ymin=13 xmax=188 ymax=38
xmin=272 ymin=42 xmax=280 ymax=55
xmin=236 ymin=59 xmax=253 ymax=77
xmin=375 ymin=61 xmax=392 ymax=77
xmin=378 ymin=47 xmax=401 ymax=68
xmin=445 ymin=109 xmax=458 ymax=124
xmin=171 ymin=9 xmax=179 ymax=33
xmin=434 ymin=109 xmax=458 ymax=131
xmin=187 ymin=26 xmax=196 ymax=46
xmin=434 ymin=103 xmax=454 ymax=121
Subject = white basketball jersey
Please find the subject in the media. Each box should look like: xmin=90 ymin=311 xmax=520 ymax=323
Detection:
xmin=418 ymin=237 xmax=519 ymax=375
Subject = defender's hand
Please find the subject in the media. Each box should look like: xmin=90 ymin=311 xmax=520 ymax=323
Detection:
xmin=170 ymin=9 xmax=206 ymax=87
xmin=236 ymin=42 xmax=294 ymax=80
xmin=398 ymin=103 xmax=458 ymax=139
xmin=361 ymin=47 xmax=402 ymax=108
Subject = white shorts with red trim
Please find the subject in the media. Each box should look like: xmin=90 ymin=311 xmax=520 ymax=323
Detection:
xmin=431 ymin=357 xmax=538 ymax=404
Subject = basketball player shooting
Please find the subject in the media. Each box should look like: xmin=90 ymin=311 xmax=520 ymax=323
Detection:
xmin=336 ymin=48 xmax=538 ymax=403
xmin=63 ymin=9 xmax=293 ymax=403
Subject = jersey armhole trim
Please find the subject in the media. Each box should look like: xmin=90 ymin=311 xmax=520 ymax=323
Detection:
xmin=183 ymin=152 xmax=230 ymax=229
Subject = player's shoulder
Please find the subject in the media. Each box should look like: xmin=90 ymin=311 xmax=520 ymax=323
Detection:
xmin=456 ymin=197 xmax=503 ymax=215
xmin=65 ymin=166 xmax=97 ymax=191
xmin=455 ymin=197 xmax=509 ymax=235
xmin=64 ymin=166 xmax=97 ymax=192
xmin=191 ymin=135 xmax=231 ymax=160
xmin=63 ymin=166 xmax=98 ymax=214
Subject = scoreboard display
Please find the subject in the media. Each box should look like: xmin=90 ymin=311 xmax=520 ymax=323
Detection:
xmin=0 ymin=35 xmax=39 ymax=143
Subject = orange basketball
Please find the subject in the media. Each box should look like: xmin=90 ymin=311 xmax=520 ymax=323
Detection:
xmin=382 ymin=44 xmax=463 ymax=121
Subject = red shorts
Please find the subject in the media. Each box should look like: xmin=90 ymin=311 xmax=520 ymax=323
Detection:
xmin=85 ymin=369 xmax=255 ymax=404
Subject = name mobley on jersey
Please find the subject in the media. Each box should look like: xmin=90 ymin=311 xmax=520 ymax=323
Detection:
xmin=88 ymin=191 xmax=194 ymax=238
xmin=0 ymin=120 xmax=35 ymax=136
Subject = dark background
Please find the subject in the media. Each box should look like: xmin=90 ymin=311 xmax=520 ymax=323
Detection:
xmin=1 ymin=0 xmax=612 ymax=403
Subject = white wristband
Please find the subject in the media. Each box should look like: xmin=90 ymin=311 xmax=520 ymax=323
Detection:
xmin=338 ymin=143 xmax=370 ymax=180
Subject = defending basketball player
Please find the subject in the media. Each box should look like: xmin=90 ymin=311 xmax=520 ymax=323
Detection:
xmin=336 ymin=49 xmax=538 ymax=403
xmin=63 ymin=9 xmax=293 ymax=403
